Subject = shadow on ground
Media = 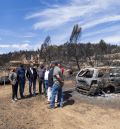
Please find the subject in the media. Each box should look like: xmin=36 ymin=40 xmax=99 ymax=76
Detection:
xmin=19 ymin=93 xmax=40 ymax=100
xmin=63 ymin=90 xmax=75 ymax=106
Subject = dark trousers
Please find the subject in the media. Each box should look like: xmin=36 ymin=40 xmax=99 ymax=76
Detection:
xmin=29 ymin=79 xmax=36 ymax=96
xmin=12 ymin=83 xmax=18 ymax=100
xmin=19 ymin=80 xmax=25 ymax=98
xmin=38 ymin=79 xmax=45 ymax=94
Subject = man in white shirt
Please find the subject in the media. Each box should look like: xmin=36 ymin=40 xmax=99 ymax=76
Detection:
xmin=44 ymin=66 xmax=49 ymax=97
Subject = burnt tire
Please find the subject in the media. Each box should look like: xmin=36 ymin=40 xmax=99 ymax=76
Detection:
xmin=104 ymin=86 xmax=115 ymax=93
xmin=88 ymin=84 xmax=99 ymax=96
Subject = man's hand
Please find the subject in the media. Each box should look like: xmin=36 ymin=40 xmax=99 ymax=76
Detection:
xmin=56 ymin=75 xmax=62 ymax=82
xmin=61 ymin=81 xmax=64 ymax=87
xmin=55 ymin=75 xmax=64 ymax=86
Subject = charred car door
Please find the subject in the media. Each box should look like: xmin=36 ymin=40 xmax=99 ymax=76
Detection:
xmin=76 ymin=69 xmax=94 ymax=90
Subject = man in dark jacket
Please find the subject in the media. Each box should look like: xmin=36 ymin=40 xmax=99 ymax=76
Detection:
xmin=17 ymin=64 xmax=26 ymax=98
xmin=47 ymin=62 xmax=55 ymax=102
xmin=37 ymin=63 xmax=45 ymax=95
xmin=26 ymin=64 xmax=37 ymax=97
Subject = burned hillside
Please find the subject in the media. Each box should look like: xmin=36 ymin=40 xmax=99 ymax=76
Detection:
xmin=0 ymin=41 xmax=120 ymax=68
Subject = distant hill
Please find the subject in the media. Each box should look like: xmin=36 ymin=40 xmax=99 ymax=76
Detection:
xmin=0 ymin=41 xmax=120 ymax=68
xmin=0 ymin=50 xmax=38 ymax=66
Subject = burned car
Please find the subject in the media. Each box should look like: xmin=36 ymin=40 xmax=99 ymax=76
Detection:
xmin=98 ymin=67 xmax=120 ymax=94
xmin=75 ymin=67 xmax=120 ymax=95
xmin=0 ymin=76 xmax=10 ymax=85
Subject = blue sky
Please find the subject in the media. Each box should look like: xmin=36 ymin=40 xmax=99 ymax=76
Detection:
xmin=0 ymin=0 xmax=120 ymax=54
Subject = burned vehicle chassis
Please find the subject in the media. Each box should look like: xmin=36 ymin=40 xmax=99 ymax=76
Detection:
xmin=75 ymin=67 xmax=120 ymax=96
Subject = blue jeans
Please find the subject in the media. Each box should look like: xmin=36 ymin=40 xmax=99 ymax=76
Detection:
xmin=29 ymin=79 xmax=36 ymax=96
xmin=44 ymin=80 xmax=48 ymax=96
xmin=50 ymin=83 xmax=63 ymax=108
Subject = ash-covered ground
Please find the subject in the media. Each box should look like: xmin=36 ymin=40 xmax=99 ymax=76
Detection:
xmin=0 ymin=80 xmax=120 ymax=129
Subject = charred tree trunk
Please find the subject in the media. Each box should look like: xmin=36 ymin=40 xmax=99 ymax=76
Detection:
xmin=75 ymin=56 xmax=80 ymax=70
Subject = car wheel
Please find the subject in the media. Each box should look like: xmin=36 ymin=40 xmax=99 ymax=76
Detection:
xmin=104 ymin=86 xmax=115 ymax=93
xmin=89 ymin=84 xmax=98 ymax=96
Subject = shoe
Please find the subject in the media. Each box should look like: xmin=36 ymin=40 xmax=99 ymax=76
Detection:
xmin=48 ymin=106 xmax=55 ymax=109
xmin=33 ymin=94 xmax=36 ymax=97
xmin=57 ymin=104 xmax=63 ymax=108
xmin=46 ymin=101 xmax=50 ymax=104
xmin=57 ymin=104 xmax=60 ymax=107
xmin=29 ymin=94 xmax=32 ymax=97
xmin=21 ymin=96 xmax=25 ymax=99
xmin=14 ymin=98 xmax=18 ymax=101
xmin=12 ymin=99 xmax=15 ymax=103
xmin=60 ymin=105 xmax=63 ymax=108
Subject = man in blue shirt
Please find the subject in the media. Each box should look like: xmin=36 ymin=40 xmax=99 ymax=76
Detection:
xmin=17 ymin=64 xmax=26 ymax=99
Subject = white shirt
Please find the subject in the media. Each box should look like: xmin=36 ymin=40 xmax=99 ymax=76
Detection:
xmin=30 ymin=67 xmax=33 ymax=74
xmin=44 ymin=70 xmax=49 ymax=80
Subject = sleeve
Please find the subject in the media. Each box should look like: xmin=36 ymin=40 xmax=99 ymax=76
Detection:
xmin=53 ymin=68 xmax=58 ymax=76
xmin=9 ymin=73 xmax=12 ymax=82
xmin=62 ymin=68 xmax=64 ymax=74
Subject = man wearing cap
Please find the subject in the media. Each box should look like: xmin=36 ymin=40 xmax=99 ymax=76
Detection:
xmin=49 ymin=61 xmax=64 ymax=109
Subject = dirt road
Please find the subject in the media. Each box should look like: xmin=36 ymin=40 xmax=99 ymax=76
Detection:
xmin=0 ymin=80 xmax=120 ymax=129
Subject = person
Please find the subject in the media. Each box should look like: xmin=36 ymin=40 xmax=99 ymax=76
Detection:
xmin=57 ymin=62 xmax=64 ymax=103
xmin=44 ymin=66 xmax=49 ymax=97
xmin=47 ymin=62 xmax=55 ymax=103
xmin=49 ymin=61 xmax=64 ymax=109
xmin=9 ymin=68 xmax=18 ymax=102
xmin=58 ymin=63 xmax=64 ymax=74
xmin=37 ymin=62 xmax=45 ymax=95
xmin=17 ymin=64 xmax=26 ymax=99
xmin=26 ymin=64 xmax=37 ymax=97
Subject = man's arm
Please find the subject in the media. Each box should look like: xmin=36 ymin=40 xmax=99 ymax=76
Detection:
xmin=9 ymin=73 xmax=12 ymax=82
xmin=55 ymin=74 xmax=62 ymax=82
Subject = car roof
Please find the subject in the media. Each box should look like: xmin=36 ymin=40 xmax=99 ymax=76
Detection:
xmin=80 ymin=67 xmax=120 ymax=72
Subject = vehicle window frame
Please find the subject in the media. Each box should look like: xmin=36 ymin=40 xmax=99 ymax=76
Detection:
xmin=98 ymin=72 xmax=104 ymax=78
xmin=83 ymin=70 xmax=94 ymax=78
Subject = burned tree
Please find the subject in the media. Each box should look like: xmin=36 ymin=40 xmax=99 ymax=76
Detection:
xmin=40 ymin=36 xmax=51 ymax=62
xmin=94 ymin=40 xmax=107 ymax=66
xmin=68 ymin=24 xmax=82 ymax=70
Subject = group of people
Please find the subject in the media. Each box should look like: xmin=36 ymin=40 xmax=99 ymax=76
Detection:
xmin=9 ymin=61 xmax=64 ymax=109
